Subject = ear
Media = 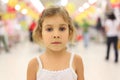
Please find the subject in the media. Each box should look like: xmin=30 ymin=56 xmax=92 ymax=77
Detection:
xmin=68 ymin=30 xmax=72 ymax=41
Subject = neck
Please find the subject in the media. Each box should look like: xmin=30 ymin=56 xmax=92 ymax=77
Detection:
xmin=45 ymin=47 xmax=67 ymax=57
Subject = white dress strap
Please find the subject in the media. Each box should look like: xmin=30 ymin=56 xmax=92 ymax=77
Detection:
xmin=69 ymin=53 xmax=74 ymax=68
xmin=36 ymin=56 xmax=42 ymax=69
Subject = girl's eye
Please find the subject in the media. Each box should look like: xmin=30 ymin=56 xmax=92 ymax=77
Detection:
xmin=46 ymin=28 xmax=53 ymax=32
xmin=59 ymin=27 xmax=66 ymax=31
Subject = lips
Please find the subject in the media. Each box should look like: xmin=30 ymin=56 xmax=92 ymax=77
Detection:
xmin=51 ymin=42 xmax=61 ymax=44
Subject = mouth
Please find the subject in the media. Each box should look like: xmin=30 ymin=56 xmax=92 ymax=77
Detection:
xmin=51 ymin=42 xmax=62 ymax=44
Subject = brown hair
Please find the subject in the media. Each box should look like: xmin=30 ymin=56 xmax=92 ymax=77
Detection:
xmin=33 ymin=6 xmax=76 ymax=45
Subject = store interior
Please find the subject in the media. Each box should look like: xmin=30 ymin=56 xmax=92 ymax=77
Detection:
xmin=0 ymin=0 xmax=120 ymax=80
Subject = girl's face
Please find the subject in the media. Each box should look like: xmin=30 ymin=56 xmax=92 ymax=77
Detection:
xmin=42 ymin=15 xmax=69 ymax=51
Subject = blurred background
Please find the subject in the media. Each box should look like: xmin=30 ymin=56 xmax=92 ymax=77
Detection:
xmin=0 ymin=0 xmax=120 ymax=80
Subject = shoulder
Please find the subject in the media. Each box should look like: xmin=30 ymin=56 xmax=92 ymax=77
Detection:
xmin=73 ymin=54 xmax=83 ymax=66
xmin=115 ymin=20 xmax=120 ymax=25
xmin=28 ymin=57 xmax=38 ymax=65
xmin=73 ymin=54 xmax=84 ymax=80
xmin=27 ymin=57 xmax=39 ymax=74
xmin=105 ymin=19 xmax=110 ymax=24
xmin=27 ymin=57 xmax=39 ymax=80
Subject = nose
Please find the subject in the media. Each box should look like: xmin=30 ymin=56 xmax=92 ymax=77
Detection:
xmin=53 ymin=30 xmax=60 ymax=39
xmin=54 ymin=36 xmax=60 ymax=38
xmin=53 ymin=28 xmax=61 ymax=39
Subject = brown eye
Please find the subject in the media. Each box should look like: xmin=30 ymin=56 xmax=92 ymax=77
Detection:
xmin=46 ymin=28 xmax=53 ymax=32
xmin=59 ymin=27 xmax=66 ymax=31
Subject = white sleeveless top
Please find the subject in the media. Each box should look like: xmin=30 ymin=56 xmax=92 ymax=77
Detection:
xmin=36 ymin=53 xmax=77 ymax=80
xmin=105 ymin=19 xmax=119 ymax=37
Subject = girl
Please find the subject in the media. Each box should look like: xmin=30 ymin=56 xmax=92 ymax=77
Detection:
xmin=104 ymin=12 xmax=120 ymax=63
xmin=27 ymin=6 xmax=84 ymax=80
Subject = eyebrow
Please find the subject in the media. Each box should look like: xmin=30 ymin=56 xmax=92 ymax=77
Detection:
xmin=59 ymin=24 xmax=68 ymax=26
xmin=44 ymin=24 xmax=53 ymax=27
xmin=43 ymin=23 xmax=68 ymax=28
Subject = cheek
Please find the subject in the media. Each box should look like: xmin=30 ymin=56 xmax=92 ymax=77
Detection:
xmin=42 ymin=32 xmax=51 ymax=44
xmin=61 ymin=32 xmax=69 ymax=41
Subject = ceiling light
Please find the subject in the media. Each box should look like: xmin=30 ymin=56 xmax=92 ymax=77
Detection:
xmin=83 ymin=2 xmax=90 ymax=9
xmin=1 ymin=0 xmax=9 ymax=4
xmin=15 ymin=4 xmax=21 ymax=11
xmin=60 ymin=0 xmax=68 ymax=6
xmin=78 ymin=7 xmax=84 ymax=12
xmin=88 ymin=0 xmax=97 ymax=4
xmin=30 ymin=0 xmax=44 ymax=13
xmin=21 ymin=9 xmax=27 ymax=14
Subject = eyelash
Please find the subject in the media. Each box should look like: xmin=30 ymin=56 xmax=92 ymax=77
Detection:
xmin=46 ymin=28 xmax=53 ymax=32
xmin=59 ymin=27 xmax=66 ymax=31
xmin=46 ymin=27 xmax=66 ymax=32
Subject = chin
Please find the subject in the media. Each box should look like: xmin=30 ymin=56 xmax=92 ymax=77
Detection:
xmin=50 ymin=47 xmax=66 ymax=52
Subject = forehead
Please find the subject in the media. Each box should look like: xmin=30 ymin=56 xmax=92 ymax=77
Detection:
xmin=42 ymin=15 xmax=68 ymax=26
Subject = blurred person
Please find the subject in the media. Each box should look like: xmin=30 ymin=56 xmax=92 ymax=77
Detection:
xmin=96 ymin=17 xmax=102 ymax=31
xmin=29 ymin=20 xmax=36 ymax=42
xmin=27 ymin=6 xmax=84 ymax=80
xmin=74 ymin=21 xmax=82 ymax=42
xmin=104 ymin=12 xmax=120 ymax=63
xmin=95 ymin=17 xmax=105 ymax=43
xmin=82 ymin=19 xmax=90 ymax=48
xmin=0 ymin=15 xmax=9 ymax=52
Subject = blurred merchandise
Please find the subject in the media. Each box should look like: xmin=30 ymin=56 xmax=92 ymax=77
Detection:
xmin=28 ymin=20 xmax=36 ymax=42
xmin=118 ymin=39 xmax=120 ymax=49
